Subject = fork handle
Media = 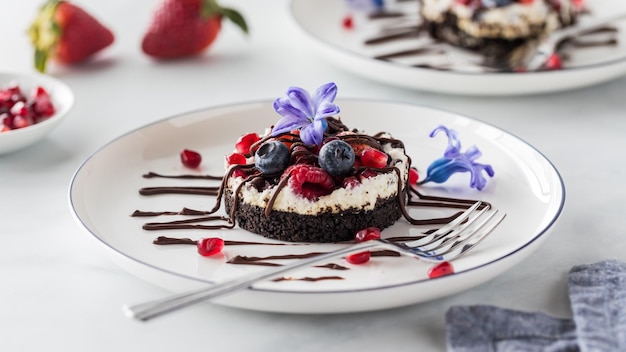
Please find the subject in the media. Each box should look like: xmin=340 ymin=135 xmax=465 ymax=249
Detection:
xmin=123 ymin=241 xmax=382 ymax=321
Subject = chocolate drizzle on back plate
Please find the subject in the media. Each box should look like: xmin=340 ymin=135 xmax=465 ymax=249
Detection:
xmin=357 ymin=0 xmax=618 ymax=71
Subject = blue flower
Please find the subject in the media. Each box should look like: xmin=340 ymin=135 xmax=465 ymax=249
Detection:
xmin=419 ymin=125 xmax=494 ymax=191
xmin=272 ymin=82 xmax=340 ymax=146
xmin=345 ymin=0 xmax=385 ymax=12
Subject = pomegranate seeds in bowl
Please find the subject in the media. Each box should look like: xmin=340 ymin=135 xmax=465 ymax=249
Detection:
xmin=1 ymin=82 xmax=56 ymax=132
xmin=0 ymin=71 xmax=74 ymax=154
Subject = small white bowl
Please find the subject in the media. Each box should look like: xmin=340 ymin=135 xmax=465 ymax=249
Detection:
xmin=0 ymin=71 xmax=74 ymax=155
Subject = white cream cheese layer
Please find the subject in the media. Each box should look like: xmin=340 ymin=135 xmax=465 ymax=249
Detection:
xmin=226 ymin=144 xmax=409 ymax=216
xmin=421 ymin=0 xmax=578 ymax=39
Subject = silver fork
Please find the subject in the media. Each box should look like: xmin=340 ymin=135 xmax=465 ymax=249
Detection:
xmin=123 ymin=202 xmax=505 ymax=321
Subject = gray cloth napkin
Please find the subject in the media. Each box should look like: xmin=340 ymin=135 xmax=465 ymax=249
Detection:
xmin=446 ymin=259 xmax=626 ymax=352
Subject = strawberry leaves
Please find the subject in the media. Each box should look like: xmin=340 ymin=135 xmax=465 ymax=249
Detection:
xmin=200 ymin=0 xmax=249 ymax=35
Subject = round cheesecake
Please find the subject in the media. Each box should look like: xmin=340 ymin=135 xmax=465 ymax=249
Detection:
xmin=420 ymin=0 xmax=583 ymax=60
xmin=223 ymin=118 xmax=410 ymax=243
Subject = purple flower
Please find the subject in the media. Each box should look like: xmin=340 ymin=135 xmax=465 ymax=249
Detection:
xmin=419 ymin=125 xmax=494 ymax=191
xmin=272 ymin=82 xmax=340 ymax=146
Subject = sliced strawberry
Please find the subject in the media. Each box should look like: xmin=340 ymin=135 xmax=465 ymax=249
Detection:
xmin=29 ymin=0 xmax=114 ymax=72
xmin=287 ymin=164 xmax=335 ymax=200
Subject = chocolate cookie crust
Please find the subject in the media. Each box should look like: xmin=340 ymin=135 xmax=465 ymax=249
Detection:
xmin=224 ymin=190 xmax=404 ymax=243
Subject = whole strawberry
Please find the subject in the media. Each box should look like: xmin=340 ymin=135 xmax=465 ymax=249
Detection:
xmin=29 ymin=0 xmax=114 ymax=73
xmin=141 ymin=0 xmax=248 ymax=59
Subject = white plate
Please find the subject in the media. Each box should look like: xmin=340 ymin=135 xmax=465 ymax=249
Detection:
xmin=289 ymin=0 xmax=626 ymax=95
xmin=0 ymin=71 xmax=74 ymax=154
xmin=69 ymin=100 xmax=564 ymax=313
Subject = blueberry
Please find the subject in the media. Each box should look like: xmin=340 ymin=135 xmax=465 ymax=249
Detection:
xmin=318 ymin=140 xmax=355 ymax=177
xmin=255 ymin=141 xmax=290 ymax=175
xmin=493 ymin=0 xmax=514 ymax=6
xmin=482 ymin=0 xmax=513 ymax=7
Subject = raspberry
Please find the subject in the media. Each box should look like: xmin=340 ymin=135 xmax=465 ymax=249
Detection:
xmin=287 ymin=164 xmax=335 ymax=200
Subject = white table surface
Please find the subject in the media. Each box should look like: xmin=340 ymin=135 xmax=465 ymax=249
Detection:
xmin=2 ymin=0 xmax=626 ymax=351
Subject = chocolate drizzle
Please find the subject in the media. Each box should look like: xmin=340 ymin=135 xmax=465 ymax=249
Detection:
xmin=133 ymin=117 xmax=484 ymax=234
xmin=357 ymin=1 xmax=620 ymax=71
xmin=131 ymin=116 xmax=496 ymax=285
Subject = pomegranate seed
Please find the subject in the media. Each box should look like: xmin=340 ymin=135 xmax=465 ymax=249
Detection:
xmin=31 ymin=86 xmax=55 ymax=117
xmin=545 ymin=53 xmax=563 ymax=70
xmin=1 ymin=113 xmax=13 ymax=129
xmin=346 ymin=251 xmax=370 ymax=264
xmin=409 ymin=168 xmax=419 ymax=185
xmin=342 ymin=176 xmax=360 ymax=189
xmin=428 ymin=261 xmax=454 ymax=278
xmin=225 ymin=152 xmax=247 ymax=166
xmin=10 ymin=101 xmax=30 ymax=117
xmin=360 ymin=148 xmax=388 ymax=168
xmin=197 ymin=237 xmax=225 ymax=257
xmin=13 ymin=115 xmax=33 ymax=129
xmin=235 ymin=132 xmax=261 ymax=155
xmin=355 ymin=227 xmax=381 ymax=242
xmin=180 ymin=149 xmax=202 ymax=168
xmin=342 ymin=15 xmax=354 ymax=30
xmin=358 ymin=169 xmax=378 ymax=180
xmin=232 ymin=168 xmax=248 ymax=178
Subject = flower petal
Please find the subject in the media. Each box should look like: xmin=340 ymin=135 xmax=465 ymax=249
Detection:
xmin=430 ymin=125 xmax=461 ymax=158
xmin=315 ymin=101 xmax=340 ymax=119
xmin=272 ymin=116 xmax=307 ymax=136
xmin=300 ymin=118 xmax=327 ymax=146
xmin=286 ymin=87 xmax=314 ymax=119
xmin=273 ymin=97 xmax=308 ymax=121
xmin=421 ymin=125 xmax=494 ymax=191
xmin=312 ymin=82 xmax=338 ymax=107
xmin=422 ymin=158 xmax=472 ymax=184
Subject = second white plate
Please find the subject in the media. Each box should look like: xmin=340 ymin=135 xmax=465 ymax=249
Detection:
xmin=290 ymin=0 xmax=626 ymax=95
